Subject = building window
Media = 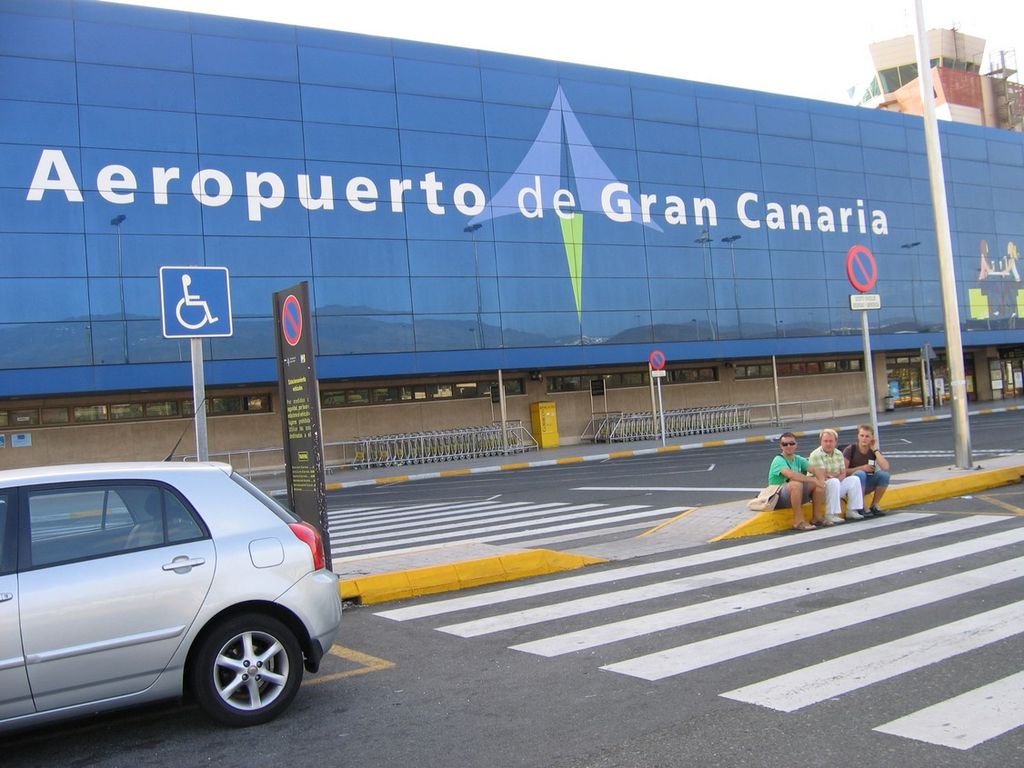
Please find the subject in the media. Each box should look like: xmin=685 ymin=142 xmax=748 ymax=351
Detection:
xmin=372 ymin=387 xmax=398 ymax=404
xmin=10 ymin=409 xmax=39 ymax=426
xmin=547 ymin=376 xmax=584 ymax=392
xmin=145 ymin=401 xmax=180 ymax=418
xmin=736 ymin=358 xmax=861 ymax=379
xmin=549 ymin=367 xmax=716 ymax=392
xmin=322 ymin=379 xmax=524 ymax=408
xmin=73 ymin=405 xmax=108 ymax=423
xmin=430 ymin=384 xmax=453 ymax=399
xmin=344 ymin=389 xmax=369 ymax=405
xmin=40 ymin=407 xmax=69 ymax=425
xmin=245 ymin=395 xmax=270 ymax=412
xmin=110 ymin=403 xmax=144 ymax=421
xmin=211 ymin=397 xmax=244 ymax=415
xmin=669 ymin=368 xmax=718 ymax=384
xmin=401 ymin=385 xmax=428 ymax=401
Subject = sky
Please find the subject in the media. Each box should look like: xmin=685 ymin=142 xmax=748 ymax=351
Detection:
xmin=103 ymin=0 xmax=1024 ymax=105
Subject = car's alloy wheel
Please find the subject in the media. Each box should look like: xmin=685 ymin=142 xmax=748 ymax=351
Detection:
xmin=192 ymin=614 xmax=303 ymax=726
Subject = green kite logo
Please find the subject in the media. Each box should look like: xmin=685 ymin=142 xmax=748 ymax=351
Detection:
xmin=466 ymin=87 xmax=657 ymax=320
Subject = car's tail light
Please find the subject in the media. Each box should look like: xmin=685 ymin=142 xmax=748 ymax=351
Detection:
xmin=288 ymin=522 xmax=326 ymax=571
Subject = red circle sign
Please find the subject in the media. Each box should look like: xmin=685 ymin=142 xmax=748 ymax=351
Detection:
xmin=649 ymin=349 xmax=666 ymax=371
xmin=846 ymin=245 xmax=878 ymax=292
xmin=281 ymin=294 xmax=302 ymax=346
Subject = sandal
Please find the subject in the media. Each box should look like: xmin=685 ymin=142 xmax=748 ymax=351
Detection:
xmin=792 ymin=521 xmax=816 ymax=531
xmin=814 ymin=518 xmax=834 ymax=527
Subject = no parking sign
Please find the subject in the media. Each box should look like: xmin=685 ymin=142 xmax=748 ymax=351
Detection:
xmin=846 ymin=245 xmax=878 ymax=293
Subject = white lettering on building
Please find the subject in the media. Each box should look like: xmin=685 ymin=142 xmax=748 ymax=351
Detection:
xmin=23 ymin=149 xmax=890 ymax=236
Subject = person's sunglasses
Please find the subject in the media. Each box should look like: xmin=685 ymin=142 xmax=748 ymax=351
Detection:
xmin=780 ymin=440 xmax=797 ymax=446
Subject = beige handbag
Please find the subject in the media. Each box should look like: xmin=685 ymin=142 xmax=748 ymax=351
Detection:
xmin=747 ymin=483 xmax=783 ymax=511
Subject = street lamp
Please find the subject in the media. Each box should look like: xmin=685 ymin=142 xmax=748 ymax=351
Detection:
xmin=722 ymin=234 xmax=742 ymax=335
xmin=110 ymin=214 xmax=127 ymax=362
xmin=694 ymin=230 xmax=717 ymax=340
xmin=463 ymin=223 xmax=483 ymax=349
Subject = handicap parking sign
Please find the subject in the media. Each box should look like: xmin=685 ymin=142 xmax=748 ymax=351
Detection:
xmin=159 ymin=266 xmax=233 ymax=338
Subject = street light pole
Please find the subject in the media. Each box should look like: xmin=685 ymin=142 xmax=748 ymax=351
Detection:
xmin=464 ymin=223 xmax=483 ymax=349
xmin=110 ymin=214 xmax=127 ymax=362
xmin=694 ymin=230 xmax=716 ymax=340
xmin=912 ymin=0 xmax=972 ymax=468
xmin=722 ymin=234 xmax=742 ymax=333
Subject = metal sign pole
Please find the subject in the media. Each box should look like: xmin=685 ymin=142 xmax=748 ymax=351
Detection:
xmin=912 ymin=0 xmax=972 ymax=468
xmin=771 ymin=354 xmax=781 ymax=427
xmin=925 ymin=348 xmax=935 ymax=411
xmin=648 ymin=363 xmax=657 ymax=424
xmin=861 ymin=310 xmax=880 ymax=446
xmin=656 ymin=376 xmax=666 ymax=446
xmin=498 ymin=368 xmax=508 ymax=454
xmin=191 ymin=337 xmax=209 ymax=461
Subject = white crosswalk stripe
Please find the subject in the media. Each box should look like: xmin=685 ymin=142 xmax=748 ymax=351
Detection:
xmin=507 ymin=522 xmax=1021 ymax=652
xmin=721 ymin=600 xmax=1024 ymax=712
xmin=601 ymin=555 xmax=1024 ymax=680
xmin=375 ymin=513 xmax=1024 ymax=751
xmin=883 ymin=448 xmax=1015 ymax=458
xmin=873 ymin=671 xmax=1024 ymax=750
xmin=328 ymin=498 xmax=688 ymax=557
xmin=376 ymin=512 xmax=932 ymax=621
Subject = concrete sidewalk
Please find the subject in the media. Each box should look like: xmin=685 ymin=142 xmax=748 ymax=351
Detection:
xmin=279 ymin=403 xmax=1024 ymax=605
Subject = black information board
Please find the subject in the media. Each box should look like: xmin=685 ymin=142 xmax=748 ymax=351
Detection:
xmin=272 ymin=282 xmax=331 ymax=567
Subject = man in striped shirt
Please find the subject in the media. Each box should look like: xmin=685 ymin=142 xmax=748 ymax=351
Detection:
xmin=808 ymin=428 xmax=865 ymax=525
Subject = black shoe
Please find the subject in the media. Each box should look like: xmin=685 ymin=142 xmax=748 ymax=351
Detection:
xmin=870 ymin=506 xmax=886 ymax=517
xmin=860 ymin=508 xmax=875 ymax=518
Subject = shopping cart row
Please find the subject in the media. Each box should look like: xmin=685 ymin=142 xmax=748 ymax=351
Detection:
xmin=582 ymin=404 xmax=752 ymax=443
xmin=351 ymin=421 xmax=538 ymax=468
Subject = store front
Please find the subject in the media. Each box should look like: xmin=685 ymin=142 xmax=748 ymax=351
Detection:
xmin=994 ymin=349 xmax=1024 ymax=400
xmin=885 ymin=351 xmax=975 ymax=407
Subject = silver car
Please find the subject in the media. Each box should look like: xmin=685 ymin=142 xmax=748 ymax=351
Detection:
xmin=0 ymin=462 xmax=341 ymax=731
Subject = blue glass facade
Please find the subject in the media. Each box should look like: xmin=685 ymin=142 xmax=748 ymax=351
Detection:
xmin=1 ymin=0 xmax=1023 ymax=398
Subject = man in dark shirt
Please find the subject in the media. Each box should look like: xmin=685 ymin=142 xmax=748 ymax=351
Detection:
xmin=843 ymin=424 xmax=891 ymax=517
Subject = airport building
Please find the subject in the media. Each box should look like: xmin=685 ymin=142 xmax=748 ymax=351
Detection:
xmin=1 ymin=0 xmax=1023 ymax=468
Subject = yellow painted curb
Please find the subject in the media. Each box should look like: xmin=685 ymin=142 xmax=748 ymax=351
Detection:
xmin=375 ymin=475 xmax=410 ymax=485
xmin=338 ymin=549 xmax=607 ymax=605
xmin=711 ymin=465 xmax=1024 ymax=542
xmin=440 ymin=469 xmax=472 ymax=477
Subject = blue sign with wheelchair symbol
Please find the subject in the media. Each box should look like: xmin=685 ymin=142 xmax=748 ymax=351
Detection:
xmin=159 ymin=266 xmax=233 ymax=338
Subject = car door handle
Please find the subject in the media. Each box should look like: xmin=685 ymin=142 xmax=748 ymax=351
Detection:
xmin=0 ymin=592 xmax=12 ymax=603
xmin=162 ymin=556 xmax=206 ymax=573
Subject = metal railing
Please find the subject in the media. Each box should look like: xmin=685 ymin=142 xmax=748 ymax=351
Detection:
xmin=748 ymin=399 xmax=836 ymax=427
xmin=176 ymin=421 xmax=538 ymax=475
xmin=580 ymin=404 xmax=752 ymax=443
xmin=349 ymin=421 xmax=537 ymax=468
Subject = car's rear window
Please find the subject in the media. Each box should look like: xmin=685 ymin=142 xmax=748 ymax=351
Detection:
xmin=0 ymin=492 xmax=13 ymax=575
xmin=230 ymin=473 xmax=299 ymax=524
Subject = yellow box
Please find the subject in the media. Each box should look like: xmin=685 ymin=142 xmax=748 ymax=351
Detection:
xmin=530 ymin=401 xmax=560 ymax=448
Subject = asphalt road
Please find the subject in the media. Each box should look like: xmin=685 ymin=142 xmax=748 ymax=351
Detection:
xmin=5 ymin=501 xmax=1023 ymax=768
xmin=5 ymin=414 xmax=1024 ymax=766
xmin=324 ymin=411 xmax=1024 ymax=558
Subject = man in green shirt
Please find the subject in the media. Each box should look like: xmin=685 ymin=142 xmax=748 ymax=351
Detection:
xmin=768 ymin=432 xmax=825 ymax=531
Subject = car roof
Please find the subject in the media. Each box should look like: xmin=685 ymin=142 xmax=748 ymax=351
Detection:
xmin=0 ymin=461 xmax=234 ymax=489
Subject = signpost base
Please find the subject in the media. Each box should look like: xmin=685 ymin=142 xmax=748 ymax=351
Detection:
xmin=191 ymin=337 xmax=209 ymax=461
